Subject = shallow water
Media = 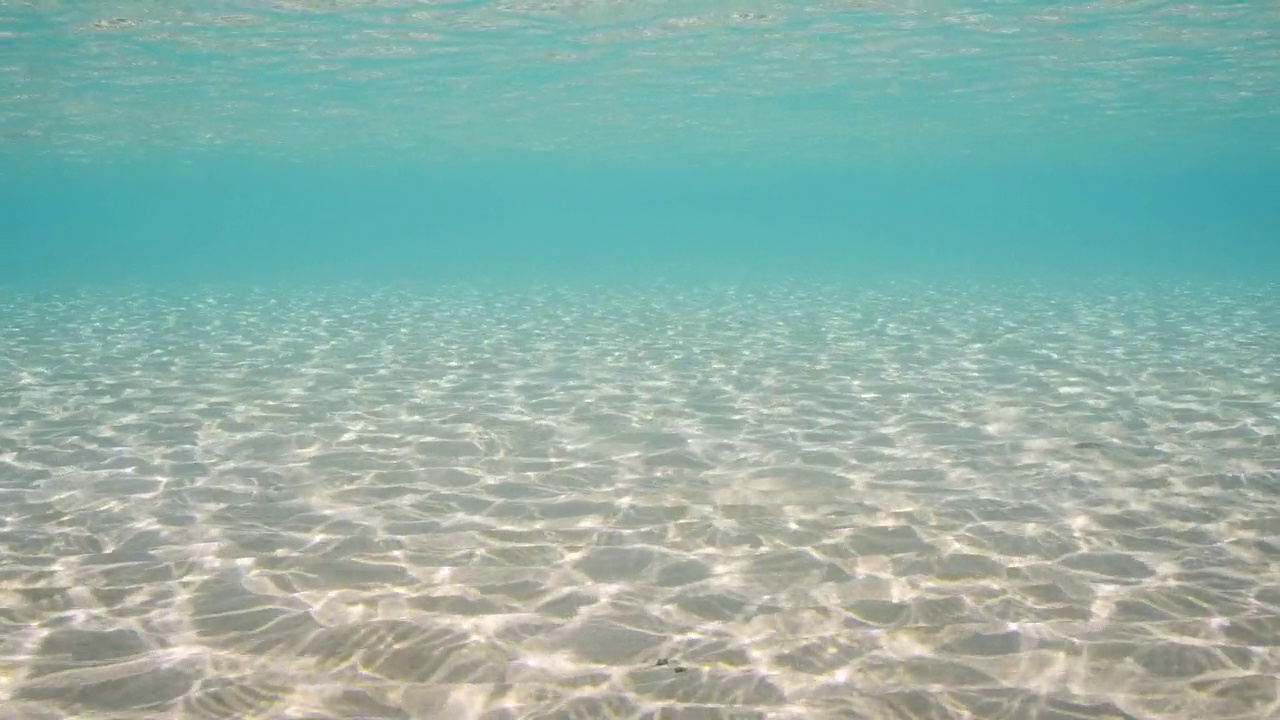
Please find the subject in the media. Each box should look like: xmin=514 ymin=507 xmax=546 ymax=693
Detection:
xmin=3 ymin=0 xmax=1279 ymax=163
xmin=1 ymin=281 xmax=1277 ymax=719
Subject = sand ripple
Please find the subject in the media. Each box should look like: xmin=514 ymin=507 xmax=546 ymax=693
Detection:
xmin=0 ymin=281 xmax=1278 ymax=719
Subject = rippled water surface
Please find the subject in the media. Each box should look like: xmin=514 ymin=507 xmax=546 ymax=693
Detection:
xmin=1 ymin=281 xmax=1277 ymax=719
xmin=3 ymin=0 xmax=1279 ymax=160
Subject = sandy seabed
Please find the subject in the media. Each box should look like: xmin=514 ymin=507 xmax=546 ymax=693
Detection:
xmin=0 ymin=281 xmax=1277 ymax=720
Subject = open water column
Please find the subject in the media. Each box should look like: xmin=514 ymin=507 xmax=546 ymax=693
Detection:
xmin=1 ymin=1 xmax=1279 ymax=719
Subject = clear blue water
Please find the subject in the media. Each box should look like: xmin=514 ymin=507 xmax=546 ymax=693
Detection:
xmin=2 ymin=0 xmax=1278 ymax=285
xmin=4 ymin=158 xmax=1280 ymax=286
xmin=1 ymin=3 xmax=1279 ymax=719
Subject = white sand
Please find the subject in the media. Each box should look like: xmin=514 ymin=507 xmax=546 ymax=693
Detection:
xmin=0 ymin=281 xmax=1277 ymax=719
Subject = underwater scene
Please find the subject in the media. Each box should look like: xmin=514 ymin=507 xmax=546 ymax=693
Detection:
xmin=1 ymin=1 xmax=1279 ymax=719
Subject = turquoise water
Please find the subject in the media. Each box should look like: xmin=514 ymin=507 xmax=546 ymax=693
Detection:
xmin=2 ymin=0 xmax=1279 ymax=285
xmin=2 ymin=3 xmax=1280 ymax=720
xmin=5 ymin=158 xmax=1280 ymax=286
